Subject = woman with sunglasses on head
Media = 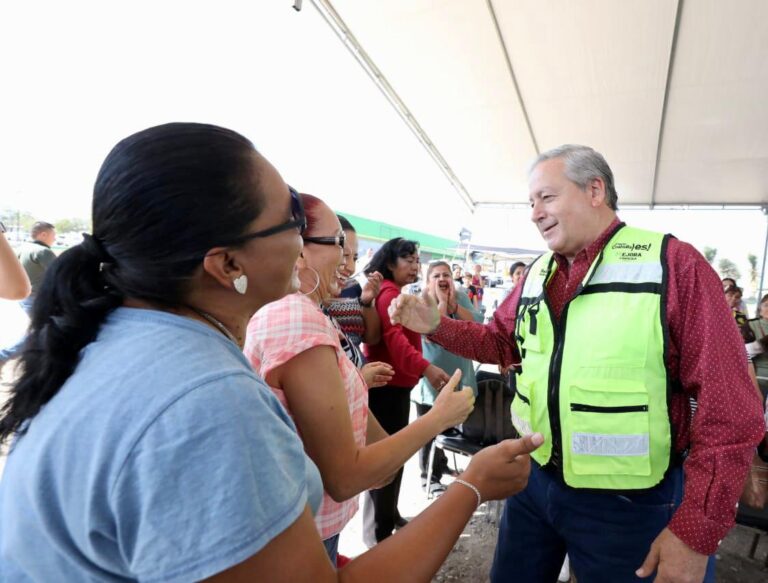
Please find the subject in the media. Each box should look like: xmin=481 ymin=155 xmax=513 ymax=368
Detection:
xmin=244 ymin=196 xmax=477 ymax=562
xmin=0 ymin=123 xmax=541 ymax=582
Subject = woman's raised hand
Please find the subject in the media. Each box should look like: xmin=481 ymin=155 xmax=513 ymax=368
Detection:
xmin=429 ymin=369 xmax=475 ymax=431
xmin=360 ymin=271 xmax=383 ymax=306
xmin=461 ymin=433 xmax=544 ymax=502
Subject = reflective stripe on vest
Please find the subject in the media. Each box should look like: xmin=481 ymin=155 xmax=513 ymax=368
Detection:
xmin=511 ymin=224 xmax=672 ymax=490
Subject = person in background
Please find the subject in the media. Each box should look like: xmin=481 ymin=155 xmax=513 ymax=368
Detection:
xmin=0 ymin=122 xmax=542 ymax=583
xmin=503 ymin=261 xmax=527 ymax=300
xmin=722 ymin=277 xmax=748 ymax=315
xmin=390 ymin=144 xmax=764 ymax=583
xmin=17 ymin=221 xmax=57 ymax=313
xmin=0 ymin=221 xmax=57 ymax=371
xmin=0 ymin=221 xmax=30 ymax=301
xmin=362 ymin=238 xmax=452 ymax=546
xmin=746 ymin=294 xmax=768 ymax=400
xmin=245 ymin=195 xmax=475 ymax=562
xmin=463 ymin=272 xmax=480 ymax=309
xmin=725 ymin=285 xmax=749 ymax=329
xmin=328 ymin=215 xmax=393 ymax=390
xmin=327 ymin=216 xmax=383 ymax=352
xmin=452 ymin=264 xmax=464 ymax=285
xmin=413 ymin=260 xmax=483 ymax=494
xmin=470 ymin=263 xmax=485 ymax=306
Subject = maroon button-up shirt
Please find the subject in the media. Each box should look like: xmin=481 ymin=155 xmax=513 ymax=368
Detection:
xmin=430 ymin=218 xmax=764 ymax=554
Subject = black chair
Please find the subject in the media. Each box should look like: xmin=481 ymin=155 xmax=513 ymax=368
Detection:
xmin=424 ymin=370 xmax=515 ymax=524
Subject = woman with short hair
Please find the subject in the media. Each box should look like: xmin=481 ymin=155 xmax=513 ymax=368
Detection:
xmin=412 ymin=261 xmax=484 ymax=493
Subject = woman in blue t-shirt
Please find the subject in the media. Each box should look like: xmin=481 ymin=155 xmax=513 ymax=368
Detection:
xmin=0 ymin=122 xmax=541 ymax=582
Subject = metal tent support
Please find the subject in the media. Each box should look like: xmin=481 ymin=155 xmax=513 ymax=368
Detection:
xmin=758 ymin=206 xmax=768 ymax=301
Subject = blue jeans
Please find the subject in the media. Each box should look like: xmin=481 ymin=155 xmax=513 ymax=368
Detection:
xmin=490 ymin=462 xmax=716 ymax=583
xmin=323 ymin=533 xmax=339 ymax=566
xmin=0 ymin=297 xmax=33 ymax=363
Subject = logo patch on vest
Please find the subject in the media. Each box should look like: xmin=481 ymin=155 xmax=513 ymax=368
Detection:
xmin=611 ymin=242 xmax=652 ymax=261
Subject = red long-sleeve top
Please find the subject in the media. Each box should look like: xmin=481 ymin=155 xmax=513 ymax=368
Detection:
xmin=364 ymin=279 xmax=430 ymax=388
xmin=429 ymin=219 xmax=765 ymax=555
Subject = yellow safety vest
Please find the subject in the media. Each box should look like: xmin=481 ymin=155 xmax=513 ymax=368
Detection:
xmin=511 ymin=224 xmax=673 ymax=490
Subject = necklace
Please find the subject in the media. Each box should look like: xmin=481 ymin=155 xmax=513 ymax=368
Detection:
xmin=189 ymin=307 xmax=239 ymax=345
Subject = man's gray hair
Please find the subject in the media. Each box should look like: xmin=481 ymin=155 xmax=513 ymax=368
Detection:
xmin=531 ymin=144 xmax=618 ymax=211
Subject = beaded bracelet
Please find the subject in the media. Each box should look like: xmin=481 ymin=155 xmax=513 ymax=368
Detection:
xmin=454 ymin=478 xmax=482 ymax=509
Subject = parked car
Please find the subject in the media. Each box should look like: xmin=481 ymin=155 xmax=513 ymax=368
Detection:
xmin=485 ymin=272 xmax=505 ymax=288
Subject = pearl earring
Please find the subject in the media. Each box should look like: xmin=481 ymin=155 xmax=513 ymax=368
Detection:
xmin=234 ymin=275 xmax=248 ymax=295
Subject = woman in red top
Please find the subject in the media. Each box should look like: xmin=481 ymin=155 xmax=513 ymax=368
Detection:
xmin=362 ymin=238 xmax=451 ymax=545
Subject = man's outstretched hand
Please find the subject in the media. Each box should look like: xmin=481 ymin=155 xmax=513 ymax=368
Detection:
xmin=388 ymin=293 xmax=441 ymax=334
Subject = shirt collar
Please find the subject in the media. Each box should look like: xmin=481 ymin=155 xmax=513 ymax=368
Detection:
xmin=553 ymin=217 xmax=622 ymax=271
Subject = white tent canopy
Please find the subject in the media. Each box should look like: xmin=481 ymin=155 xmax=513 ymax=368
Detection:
xmin=312 ymin=0 xmax=768 ymax=210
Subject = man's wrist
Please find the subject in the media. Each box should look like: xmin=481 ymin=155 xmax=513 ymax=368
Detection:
xmin=360 ymin=297 xmax=374 ymax=308
xmin=427 ymin=315 xmax=443 ymax=336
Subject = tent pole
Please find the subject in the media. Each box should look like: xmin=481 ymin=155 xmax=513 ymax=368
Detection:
xmin=758 ymin=206 xmax=768 ymax=301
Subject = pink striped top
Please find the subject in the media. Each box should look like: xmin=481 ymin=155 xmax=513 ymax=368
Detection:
xmin=244 ymin=293 xmax=369 ymax=539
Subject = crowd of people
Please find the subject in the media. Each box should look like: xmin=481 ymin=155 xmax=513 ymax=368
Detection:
xmin=0 ymin=125 xmax=766 ymax=583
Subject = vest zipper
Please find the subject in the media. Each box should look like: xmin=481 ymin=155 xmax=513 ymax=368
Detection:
xmin=547 ymin=304 xmax=567 ymax=475
xmin=544 ymin=226 xmax=628 ymax=475
xmin=570 ymin=403 xmax=649 ymax=413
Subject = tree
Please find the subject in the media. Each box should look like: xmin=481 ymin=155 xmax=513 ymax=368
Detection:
xmin=703 ymin=246 xmax=717 ymax=264
xmin=55 ymin=217 xmax=90 ymax=234
xmin=747 ymin=253 xmax=758 ymax=297
xmin=0 ymin=208 xmax=36 ymax=231
xmin=718 ymin=258 xmax=741 ymax=282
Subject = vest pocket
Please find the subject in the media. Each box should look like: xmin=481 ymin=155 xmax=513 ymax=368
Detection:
xmin=566 ymin=379 xmax=651 ymax=477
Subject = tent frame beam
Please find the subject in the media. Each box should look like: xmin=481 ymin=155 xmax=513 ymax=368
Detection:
xmin=759 ymin=206 xmax=768 ymax=301
xmin=486 ymin=0 xmax=540 ymax=156
xmin=649 ymin=0 xmax=684 ymax=208
xmin=308 ymin=0 xmax=477 ymax=212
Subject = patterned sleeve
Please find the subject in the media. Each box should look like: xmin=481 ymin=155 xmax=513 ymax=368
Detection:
xmin=665 ymin=240 xmax=765 ymax=554
xmin=244 ymin=294 xmax=340 ymax=380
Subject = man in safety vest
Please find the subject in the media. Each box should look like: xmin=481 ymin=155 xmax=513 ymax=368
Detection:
xmin=389 ymin=145 xmax=764 ymax=583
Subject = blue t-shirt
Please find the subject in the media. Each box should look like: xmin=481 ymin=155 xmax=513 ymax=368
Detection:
xmin=0 ymin=308 xmax=323 ymax=582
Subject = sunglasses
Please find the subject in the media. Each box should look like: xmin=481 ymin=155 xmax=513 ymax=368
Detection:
xmin=303 ymin=232 xmax=346 ymax=249
xmin=232 ymin=186 xmax=307 ymax=244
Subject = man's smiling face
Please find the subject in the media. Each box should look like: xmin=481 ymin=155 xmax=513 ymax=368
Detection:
xmin=528 ymin=157 xmax=604 ymax=262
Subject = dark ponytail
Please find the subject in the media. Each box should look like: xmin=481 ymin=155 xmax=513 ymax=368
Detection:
xmin=0 ymin=122 xmax=265 ymax=443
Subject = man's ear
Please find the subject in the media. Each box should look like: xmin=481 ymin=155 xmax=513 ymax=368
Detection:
xmin=588 ymin=177 xmax=607 ymax=208
xmin=202 ymin=248 xmax=244 ymax=290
